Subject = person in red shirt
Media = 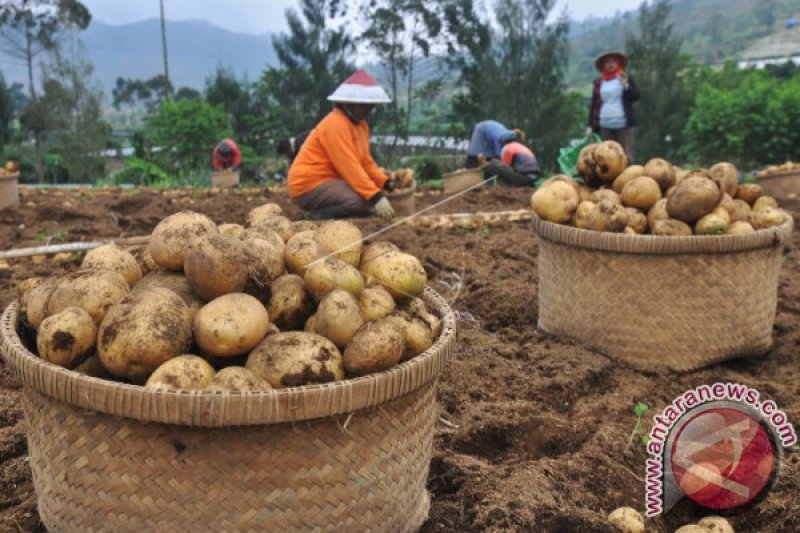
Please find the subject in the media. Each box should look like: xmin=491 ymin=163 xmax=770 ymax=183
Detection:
xmin=287 ymin=70 xmax=395 ymax=221
xmin=483 ymin=132 xmax=540 ymax=187
xmin=212 ymin=138 xmax=242 ymax=171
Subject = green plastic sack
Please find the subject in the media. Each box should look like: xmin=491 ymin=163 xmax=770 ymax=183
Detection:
xmin=557 ymin=134 xmax=601 ymax=177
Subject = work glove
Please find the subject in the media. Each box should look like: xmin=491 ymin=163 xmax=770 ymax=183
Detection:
xmin=584 ymin=127 xmax=593 ymax=139
xmin=374 ymin=197 xmax=395 ymax=221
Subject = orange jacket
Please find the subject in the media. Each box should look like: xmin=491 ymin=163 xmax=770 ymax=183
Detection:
xmin=287 ymin=108 xmax=387 ymax=200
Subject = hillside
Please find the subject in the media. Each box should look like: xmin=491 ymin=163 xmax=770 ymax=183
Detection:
xmin=1 ymin=19 xmax=278 ymax=94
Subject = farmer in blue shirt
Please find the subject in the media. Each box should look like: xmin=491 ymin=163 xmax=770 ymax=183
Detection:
xmin=464 ymin=120 xmax=522 ymax=168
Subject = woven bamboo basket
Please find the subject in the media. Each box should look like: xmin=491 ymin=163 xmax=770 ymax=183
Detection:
xmin=757 ymin=171 xmax=800 ymax=199
xmin=532 ymin=216 xmax=793 ymax=371
xmin=387 ymin=180 xmax=417 ymax=216
xmin=211 ymin=169 xmax=240 ymax=188
xmin=0 ymin=288 xmax=456 ymax=532
xmin=443 ymin=169 xmax=483 ymax=194
xmin=0 ymin=171 xmax=19 ymax=209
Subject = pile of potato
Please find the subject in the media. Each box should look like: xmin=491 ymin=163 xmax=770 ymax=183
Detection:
xmin=388 ymin=167 xmax=416 ymax=190
xmin=757 ymin=160 xmax=800 ymax=178
xmin=0 ymin=161 xmax=18 ymax=176
xmin=531 ymin=140 xmax=789 ymax=236
xmin=16 ymin=205 xmax=441 ymax=392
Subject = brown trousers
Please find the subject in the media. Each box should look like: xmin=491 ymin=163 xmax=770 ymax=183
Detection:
xmin=292 ymin=179 xmax=371 ymax=220
xmin=600 ymin=127 xmax=636 ymax=164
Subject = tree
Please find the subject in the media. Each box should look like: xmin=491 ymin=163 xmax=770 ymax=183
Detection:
xmin=174 ymin=87 xmax=201 ymax=101
xmin=0 ymin=72 xmax=14 ymax=151
xmin=112 ymin=75 xmax=173 ymax=112
xmin=0 ymin=0 xmax=91 ymax=180
xmin=205 ymin=68 xmax=254 ymax=144
xmin=625 ymin=0 xmax=693 ymax=162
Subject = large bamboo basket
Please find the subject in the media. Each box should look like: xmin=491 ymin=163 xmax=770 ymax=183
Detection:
xmin=0 ymin=288 xmax=456 ymax=533
xmin=757 ymin=171 xmax=800 ymax=199
xmin=532 ymin=216 xmax=793 ymax=371
xmin=0 ymin=171 xmax=20 ymax=209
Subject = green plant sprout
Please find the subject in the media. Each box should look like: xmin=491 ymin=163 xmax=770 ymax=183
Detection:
xmin=628 ymin=401 xmax=650 ymax=448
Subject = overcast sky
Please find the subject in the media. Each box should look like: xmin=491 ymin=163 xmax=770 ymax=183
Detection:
xmin=81 ymin=0 xmax=649 ymax=35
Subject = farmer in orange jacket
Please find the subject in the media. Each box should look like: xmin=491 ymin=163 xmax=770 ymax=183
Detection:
xmin=212 ymin=138 xmax=241 ymax=171
xmin=287 ymin=70 xmax=395 ymax=220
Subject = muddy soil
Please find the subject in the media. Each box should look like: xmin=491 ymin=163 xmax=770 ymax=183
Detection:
xmin=0 ymin=184 xmax=797 ymax=532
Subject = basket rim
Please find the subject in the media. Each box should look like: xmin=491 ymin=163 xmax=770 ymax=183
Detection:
xmin=0 ymin=287 xmax=456 ymax=427
xmin=757 ymin=170 xmax=800 ymax=180
xmin=531 ymin=214 xmax=794 ymax=255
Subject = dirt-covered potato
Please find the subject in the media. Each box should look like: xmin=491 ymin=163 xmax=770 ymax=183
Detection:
xmin=712 ymin=206 xmax=731 ymax=225
xmin=586 ymin=200 xmax=629 ymax=232
xmin=726 ymin=198 xmax=752 ymax=223
xmin=251 ymin=215 xmax=293 ymax=242
xmin=308 ymin=289 xmax=364 ymax=348
xmin=37 ymin=307 xmax=96 ymax=368
xmin=268 ymin=274 xmax=315 ymax=331
xmin=667 ymin=176 xmax=721 ymax=223
xmin=148 ymin=211 xmax=218 ymax=271
xmin=184 ymin=233 xmax=267 ymax=301
xmin=218 ymin=223 xmax=246 ymax=238
xmin=403 ymin=297 xmax=442 ymax=340
xmin=697 ymin=516 xmax=734 ymax=533
xmin=611 ymin=165 xmax=645 ymax=193
xmin=291 ymin=220 xmax=318 ymax=234
xmin=313 ymin=220 xmax=364 ymax=268
xmin=82 ymin=244 xmax=143 ymax=288
xmin=531 ymin=181 xmax=580 ymax=223
xmin=593 ymin=141 xmax=628 ymax=182
xmin=132 ymin=271 xmax=205 ymax=317
xmin=674 ymin=526 xmax=705 ymax=533
xmin=46 ymin=269 xmax=131 ymax=325
xmin=285 ymin=230 xmax=322 ymax=277
xmin=360 ymin=285 xmax=396 ymax=321
xmin=246 ymin=203 xmax=284 ymax=227
xmin=695 ymin=213 xmax=728 ymax=235
xmin=573 ymin=201 xmax=595 ymax=230
xmin=361 ymin=241 xmax=400 ymax=266
xmin=72 ymin=354 xmax=115 ymax=379
xmin=576 ymin=143 xmax=597 ymax=177
xmin=97 ymin=287 xmax=193 ymax=379
xmin=621 ymin=176 xmax=661 ymax=211
xmin=590 ymin=188 xmax=622 ymax=205
xmin=243 ymin=234 xmax=285 ymax=285
xmin=193 ymin=293 xmax=271 ymax=358
xmin=134 ymin=245 xmax=161 ymax=275
xmin=207 ymin=366 xmax=272 ymax=391
xmin=753 ymin=195 xmax=778 ymax=211
xmin=726 ymin=221 xmax=755 ymax=235
xmin=651 ymin=219 xmax=693 ymax=236
xmin=304 ymin=256 xmax=364 ymax=300
xmin=647 ymin=198 xmax=670 ymax=230
xmin=21 ymin=275 xmax=62 ymax=330
xmin=607 ymin=506 xmax=645 ymax=533
xmin=750 ymin=207 xmax=787 ymax=229
xmin=624 ymin=208 xmax=647 ymax=234
xmin=145 ymin=355 xmax=216 ymax=390
xmin=361 ymin=250 xmax=427 ymax=301
xmin=385 ymin=310 xmax=434 ymax=361
xmin=343 ymin=319 xmax=405 ymax=376
xmin=643 ymin=158 xmax=676 ymax=191
xmin=709 ymin=161 xmax=738 ymax=197
xmin=736 ymin=183 xmax=763 ymax=206
xmin=245 ymin=332 xmax=344 ymax=388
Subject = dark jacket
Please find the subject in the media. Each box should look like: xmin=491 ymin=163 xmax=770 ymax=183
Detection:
xmin=588 ymin=76 xmax=640 ymax=132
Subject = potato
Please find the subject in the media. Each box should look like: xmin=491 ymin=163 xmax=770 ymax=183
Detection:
xmin=193 ymin=293 xmax=271 ymax=358
xmin=651 ymin=219 xmax=693 ymax=236
xmin=753 ymin=195 xmax=778 ymax=211
xmin=591 ymin=188 xmax=622 ymax=205
xmin=148 ymin=211 xmax=218 ymax=271
xmin=132 ymin=271 xmax=205 ymax=317
xmin=134 ymin=245 xmax=161 ymax=275
xmin=726 ymin=221 xmax=755 ymax=235
xmin=313 ymin=220 xmax=364 ymax=268
xmin=304 ymin=256 xmax=365 ymax=300
xmin=361 ymin=251 xmax=427 ymax=301
xmin=145 ymin=355 xmax=216 ymax=390
xmin=709 ymin=161 xmax=739 ymax=197
xmin=750 ymin=207 xmax=787 ymax=229
xmin=385 ymin=311 xmax=434 ymax=361
xmin=361 ymin=241 xmax=400 ymax=266
xmin=736 ymin=183 xmax=763 ymax=206
xmin=184 ymin=233 xmax=265 ymax=301
xmin=403 ymin=297 xmax=442 ymax=339
xmin=624 ymin=208 xmax=648 ymax=234
xmin=21 ymin=275 xmax=62 ymax=329
xmin=667 ymin=176 xmax=721 ymax=223
xmin=360 ymin=285 xmax=396 ymax=321
xmin=697 ymin=516 xmax=734 ymax=533
xmin=207 ymin=366 xmax=272 ymax=391
xmin=643 ymin=158 xmax=676 ymax=191
xmin=218 ymin=223 xmax=246 ymax=237
xmin=343 ymin=319 xmax=405 ymax=376
xmin=72 ymin=354 xmax=115 ymax=379
xmin=576 ymin=184 xmax=593 ymax=203
xmin=607 ymin=506 xmax=644 ymax=533
xmin=612 ymin=165 xmax=645 ymax=193
xmin=695 ymin=213 xmax=728 ymax=235
xmin=647 ymin=198 xmax=670 ymax=229
xmin=246 ymin=203 xmax=284 ymax=227
xmin=46 ymin=269 xmax=130 ymax=325
xmin=726 ymin=199 xmax=752 ymax=223
xmin=244 ymin=226 xmax=285 ymax=255
xmin=291 ymin=220 xmax=318 ymax=234
xmin=243 ymin=234 xmax=285 ymax=285
xmin=712 ymin=206 xmax=730 ymax=225
xmin=251 ymin=215 xmax=293 ymax=242
xmin=593 ymin=141 xmax=627 ymax=182
xmin=541 ymin=174 xmax=576 ymax=188
xmin=674 ymin=166 xmax=690 ymax=184
xmin=576 ymin=143 xmax=597 ymax=177
xmin=309 ymin=289 xmax=364 ymax=348
xmin=268 ymin=274 xmax=315 ymax=331
xmin=97 ymin=287 xmax=193 ymax=379
xmin=37 ymin=307 xmax=96 ymax=367
xmin=245 ymin=332 xmax=344 ymax=388
xmin=82 ymin=244 xmax=143 ymax=288
xmin=574 ymin=201 xmax=595 ymax=230
xmin=285 ymin=230 xmax=322 ymax=277
xmin=16 ymin=277 xmax=42 ymax=302
xmin=674 ymin=526 xmax=705 ymax=533
xmin=586 ymin=200 xmax=629 ymax=232
xmin=530 ymin=181 xmax=579 ymax=223
xmin=622 ymin=176 xmax=661 ymax=210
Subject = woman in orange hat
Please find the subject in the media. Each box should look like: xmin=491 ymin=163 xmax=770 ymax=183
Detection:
xmin=586 ymin=51 xmax=640 ymax=163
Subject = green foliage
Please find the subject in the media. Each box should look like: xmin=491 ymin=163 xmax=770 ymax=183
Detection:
xmin=112 ymin=75 xmax=173 ymax=112
xmin=401 ymin=153 xmax=447 ymax=182
xmin=628 ymin=401 xmax=650 ymax=447
xmin=101 ymin=157 xmax=171 ymax=186
xmin=0 ymin=72 xmax=12 ymax=151
xmin=205 ymin=68 xmax=258 ymax=146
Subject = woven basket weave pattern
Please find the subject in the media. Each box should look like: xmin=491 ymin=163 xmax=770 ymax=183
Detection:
xmin=1 ymin=288 xmax=456 ymax=532
xmin=533 ymin=217 xmax=793 ymax=371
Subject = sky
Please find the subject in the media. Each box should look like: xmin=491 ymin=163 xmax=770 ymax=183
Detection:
xmin=81 ymin=0 xmax=649 ymax=35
